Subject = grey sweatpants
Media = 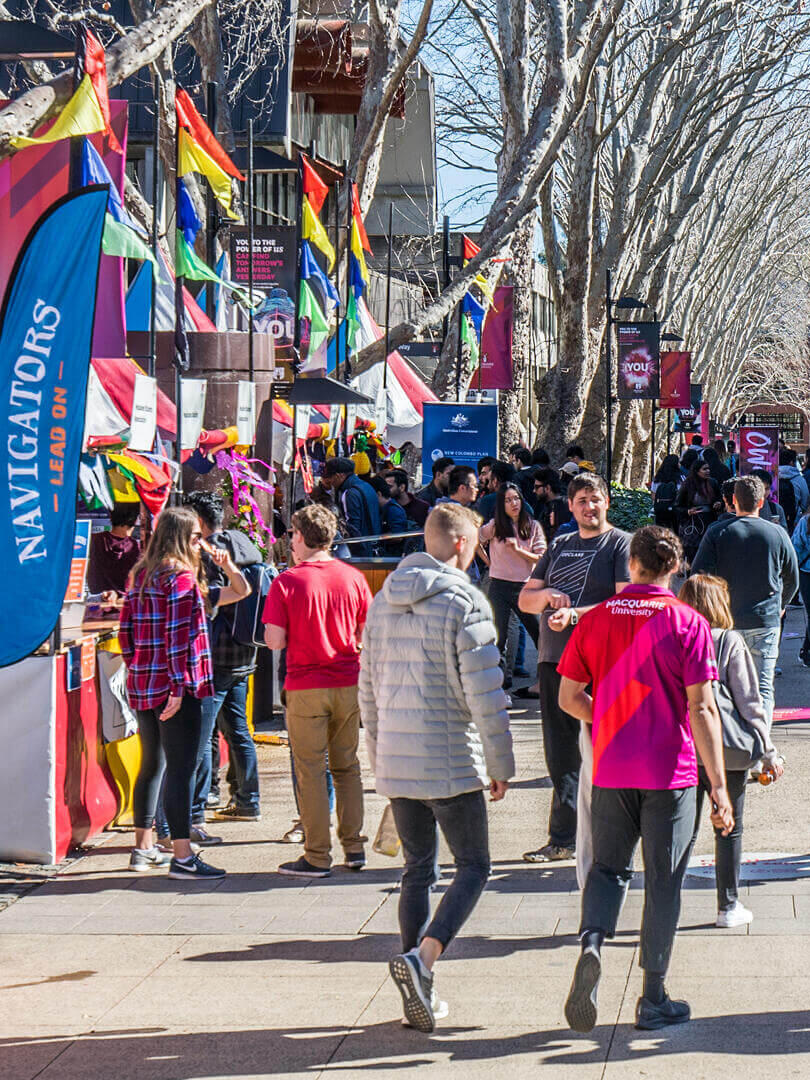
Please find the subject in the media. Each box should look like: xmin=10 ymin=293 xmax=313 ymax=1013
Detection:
xmin=580 ymin=785 xmax=696 ymax=974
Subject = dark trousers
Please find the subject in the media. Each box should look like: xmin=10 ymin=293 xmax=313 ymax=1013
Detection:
xmin=799 ymin=571 xmax=810 ymax=658
xmin=581 ymin=785 xmax=696 ymax=974
xmin=538 ymin=662 xmax=580 ymax=847
xmin=194 ymin=670 xmax=260 ymax=818
xmin=488 ymin=578 xmax=540 ymax=658
xmin=133 ymin=695 xmax=204 ymax=841
xmin=693 ymin=767 xmax=747 ymax=911
xmin=390 ymin=790 xmax=491 ymax=952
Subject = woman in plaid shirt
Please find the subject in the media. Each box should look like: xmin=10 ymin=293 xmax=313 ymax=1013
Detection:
xmin=120 ymin=507 xmax=246 ymax=880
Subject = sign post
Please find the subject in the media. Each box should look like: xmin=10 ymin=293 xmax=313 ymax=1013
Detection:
xmin=421 ymin=403 xmax=498 ymax=485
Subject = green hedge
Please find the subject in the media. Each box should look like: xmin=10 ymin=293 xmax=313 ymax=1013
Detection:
xmin=607 ymin=482 xmax=654 ymax=532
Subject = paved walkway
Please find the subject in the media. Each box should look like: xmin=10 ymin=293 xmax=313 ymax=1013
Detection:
xmin=3 ymin=611 xmax=810 ymax=1079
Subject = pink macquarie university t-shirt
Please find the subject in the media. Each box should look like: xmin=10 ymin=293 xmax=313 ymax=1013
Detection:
xmin=557 ymin=583 xmax=717 ymax=789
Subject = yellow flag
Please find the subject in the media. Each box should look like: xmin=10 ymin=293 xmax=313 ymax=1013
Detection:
xmin=350 ymin=218 xmax=369 ymax=285
xmin=473 ymin=273 xmax=496 ymax=310
xmin=10 ymin=74 xmax=104 ymax=149
xmin=177 ymin=128 xmax=238 ymax=220
xmin=302 ymin=195 xmax=335 ymax=270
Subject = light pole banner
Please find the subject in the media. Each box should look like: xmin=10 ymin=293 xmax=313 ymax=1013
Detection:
xmin=659 ymin=351 xmax=691 ymax=409
xmin=128 ymin=373 xmax=157 ymax=451
xmin=740 ymin=426 xmax=779 ymax=493
xmin=236 ymin=380 xmax=257 ymax=445
xmin=477 ymin=286 xmax=514 ymax=390
xmin=617 ymin=322 xmax=660 ymax=400
xmin=180 ymin=378 xmax=207 ymax=450
xmin=421 ymin=403 xmax=498 ymax=485
xmin=0 ymin=185 xmax=107 ymax=667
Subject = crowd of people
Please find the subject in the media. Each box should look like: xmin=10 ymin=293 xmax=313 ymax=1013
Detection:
xmin=112 ymin=434 xmax=801 ymax=1036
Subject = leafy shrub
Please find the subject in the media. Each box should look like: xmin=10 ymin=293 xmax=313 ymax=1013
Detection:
xmin=607 ymin=482 xmax=654 ymax=532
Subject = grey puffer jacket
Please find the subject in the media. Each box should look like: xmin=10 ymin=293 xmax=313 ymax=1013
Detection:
xmin=359 ymin=552 xmax=514 ymax=799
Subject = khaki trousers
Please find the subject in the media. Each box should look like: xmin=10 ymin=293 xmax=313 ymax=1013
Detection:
xmin=285 ymin=685 xmax=365 ymax=869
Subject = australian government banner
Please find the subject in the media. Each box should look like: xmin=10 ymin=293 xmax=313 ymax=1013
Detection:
xmin=0 ymin=186 xmax=107 ymax=667
xmin=422 ymin=403 xmax=498 ymax=485
xmin=659 ymin=351 xmax=691 ymax=409
xmin=617 ymin=322 xmax=660 ymax=399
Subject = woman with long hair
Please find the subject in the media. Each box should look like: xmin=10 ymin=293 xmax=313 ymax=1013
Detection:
xmin=652 ymin=455 xmax=681 ymax=531
xmin=119 ymin=507 xmax=230 ymax=879
xmin=676 ymin=458 xmax=722 ymax=562
xmin=701 ymin=446 xmax=731 ymax=485
xmin=479 ymin=483 xmax=545 ymax=681
xmin=679 ymin=574 xmax=782 ymax=927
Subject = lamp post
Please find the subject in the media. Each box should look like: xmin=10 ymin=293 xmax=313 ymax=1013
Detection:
xmin=605 ymin=272 xmax=648 ymax=483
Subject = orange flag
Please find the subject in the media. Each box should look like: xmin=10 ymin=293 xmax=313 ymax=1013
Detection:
xmin=301 ymin=154 xmax=328 ymax=215
xmin=351 ymin=183 xmax=372 ymax=254
xmin=175 ymin=87 xmax=244 ymax=181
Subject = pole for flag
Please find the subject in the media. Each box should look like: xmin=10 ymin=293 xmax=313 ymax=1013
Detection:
xmin=174 ymin=101 xmax=184 ymax=502
xmin=148 ymin=86 xmax=159 ymax=378
xmin=68 ymin=25 xmax=83 ymax=192
xmin=384 ymin=201 xmax=393 ymax=391
xmin=455 ymin=236 xmax=463 ymax=401
xmin=247 ymin=118 xmax=255 ymax=383
xmin=442 ymin=215 xmax=450 ymax=347
xmin=344 ymin=167 xmax=353 ymax=384
xmin=205 ymin=81 xmax=218 ymax=321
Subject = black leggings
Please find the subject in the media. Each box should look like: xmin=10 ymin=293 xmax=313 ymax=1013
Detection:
xmin=692 ymin=767 xmax=748 ymax=911
xmin=487 ymin=577 xmax=540 ymax=658
xmin=133 ymin=695 xmax=204 ymax=840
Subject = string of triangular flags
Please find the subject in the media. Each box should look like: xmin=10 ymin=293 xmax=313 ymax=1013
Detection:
xmin=460 ymin=235 xmax=496 ymax=367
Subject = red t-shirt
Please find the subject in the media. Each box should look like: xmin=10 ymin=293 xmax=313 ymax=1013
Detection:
xmin=262 ymin=558 xmax=372 ymax=691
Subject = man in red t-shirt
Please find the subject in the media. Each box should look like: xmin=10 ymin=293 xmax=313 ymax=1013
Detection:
xmin=263 ymin=504 xmax=373 ymax=878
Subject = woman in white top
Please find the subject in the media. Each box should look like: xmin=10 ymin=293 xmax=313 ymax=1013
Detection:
xmin=479 ymin=483 xmax=546 ymax=674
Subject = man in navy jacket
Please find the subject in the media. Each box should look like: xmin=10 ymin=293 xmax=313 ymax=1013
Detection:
xmin=323 ymin=458 xmax=381 ymax=557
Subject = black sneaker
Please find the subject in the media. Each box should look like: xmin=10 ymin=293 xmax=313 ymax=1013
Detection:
xmin=277 ymin=856 xmax=331 ymax=878
xmin=635 ymin=993 xmax=691 ymax=1030
xmin=168 ymin=853 xmax=226 ymax=880
xmin=389 ymin=949 xmax=435 ymax=1033
xmin=565 ymin=946 xmax=601 ymax=1033
xmin=190 ymin=825 xmax=223 ymax=846
xmin=213 ymin=804 xmax=262 ymax=821
xmin=344 ymin=851 xmax=366 ymax=871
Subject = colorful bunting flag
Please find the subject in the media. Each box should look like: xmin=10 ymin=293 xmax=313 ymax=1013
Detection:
xmin=301 ymin=154 xmax=328 ymax=215
xmin=351 ymin=183 xmax=372 ymax=253
xmin=462 ymin=291 xmax=486 ymax=341
xmin=462 ymin=233 xmax=496 ymax=308
xmin=177 ymin=178 xmax=202 ymax=244
xmin=175 ymin=88 xmax=244 ymax=180
xmin=175 ymin=230 xmax=253 ymax=307
xmin=301 ymin=195 xmax=335 ymax=269
xmin=460 ymin=312 xmax=480 ymax=368
xmin=80 ymin=138 xmax=143 ymax=233
xmin=463 ymin=235 xmax=480 ymax=261
xmin=299 ymin=279 xmax=331 ymax=355
xmin=301 ymin=240 xmax=339 ymax=311
xmin=350 ymin=218 xmax=369 ymax=296
xmin=102 ymin=215 xmax=161 ymax=280
xmin=177 ymin=128 xmax=239 ymax=220
xmin=10 ymin=74 xmax=105 ymax=149
xmin=83 ymin=28 xmax=123 ymax=154
xmin=346 ymin=289 xmax=360 ymax=354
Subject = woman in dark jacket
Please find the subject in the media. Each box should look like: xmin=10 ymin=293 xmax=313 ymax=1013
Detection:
xmin=651 ymin=455 xmax=681 ymax=531
xmin=676 ymin=459 xmax=722 ymax=562
xmin=702 ymin=446 xmax=731 ymax=484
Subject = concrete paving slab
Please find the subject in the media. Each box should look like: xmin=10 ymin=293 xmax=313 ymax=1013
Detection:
xmin=0 ymin=975 xmax=143 ymax=1033
xmin=0 ymin=935 xmax=186 ymax=980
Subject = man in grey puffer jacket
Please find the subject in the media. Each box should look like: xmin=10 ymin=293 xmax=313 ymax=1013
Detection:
xmin=360 ymin=502 xmax=514 ymax=1033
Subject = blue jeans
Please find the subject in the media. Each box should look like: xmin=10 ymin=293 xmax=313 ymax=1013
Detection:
xmin=737 ymin=626 xmax=780 ymax=728
xmin=193 ymin=671 xmax=260 ymax=820
xmin=390 ymin=789 xmax=491 ymax=952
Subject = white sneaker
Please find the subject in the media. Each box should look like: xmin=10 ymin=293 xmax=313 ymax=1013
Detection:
xmin=716 ymin=901 xmax=753 ymax=928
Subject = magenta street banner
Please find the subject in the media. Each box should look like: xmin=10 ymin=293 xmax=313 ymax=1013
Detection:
xmin=659 ymin=351 xmax=691 ymax=409
xmin=617 ymin=321 xmax=660 ymax=399
xmin=0 ymin=186 xmax=107 ymax=667
xmin=477 ymin=285 xmax=513 ymax=389
xmin=674 ymin=382 xmax=701 ymax=432
xmin=740 ymin=426 xmax=779 ymax=494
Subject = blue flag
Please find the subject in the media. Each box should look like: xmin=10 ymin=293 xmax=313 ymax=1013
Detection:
xmin=462 ymin=291 xmax=486 ymax=341
xmin=0 ymin=185 xmax=108 ymax=666
xmin=301 ymin=239 xmax=339 ymax=309
xmin=80 ymin=138 xmax=145 ymax=236
xmin=177 ymin=179 xmax=202 ymax=245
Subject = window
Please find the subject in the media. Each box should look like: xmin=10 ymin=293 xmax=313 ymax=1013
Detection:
xmin=747 ymin=413 xmax=804 ymax=443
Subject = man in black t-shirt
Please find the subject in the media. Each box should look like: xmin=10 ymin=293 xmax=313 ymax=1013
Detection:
xmin=519 ymin=474 xmax=631 ymax=861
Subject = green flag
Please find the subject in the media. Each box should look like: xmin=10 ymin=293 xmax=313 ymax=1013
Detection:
xmin=460 ymin=311 xmax=480 ymax=367
xmin=299 ymin=278 xmax=331 ymax=356
xmin=175 ymin=230 xmax=254 ymax=306
xmin=346 ymin=289 xmax=360 ymax=354
xmin=102 ymin=214 xmax=162 ymax=281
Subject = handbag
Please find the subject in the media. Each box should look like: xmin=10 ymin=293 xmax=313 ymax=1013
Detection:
xmin=712 ymin=630 xmax=767 ymax=770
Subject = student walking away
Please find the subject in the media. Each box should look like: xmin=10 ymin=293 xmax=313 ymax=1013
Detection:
xmin=651 ymin=455 xmax=681 ymax=532
xmin=558 ymin=526 xmax=733 ymax=1033
xmin=321 ymin=457 xmax=381 ymax=557
xmin=479 ymin=483 xmax=545 ymax=679
xmin=385 ymin=468 xmax=430 ymax=528
xmin=369 ymin=475 xmax=409 ymax=555
xmin=778 ymin=448 xmax=809 ymax=533
xmin=676 ymin=459 xmax=723 ymax=563
xmin=791 ymin=506 xmax=810 ymax=666
xmin=518 ymin=474 xmax=630 ymax=862
xmin=691 ymin=475 xmax=799 ymax=724
xmin=184 ymin=491 xmax=263 ymax=829
xmin=752 ymin=469 xmax=788 ymax=530
xmin=359 ymin=502 xmax=514 ymax=1032
xmin=702 ymin=446 xmax=731 ymax=485
xmin=679 ymin=575 xmax=784 ymax=926
xmin=417 ymin=457 xmax=455 ymax=507
xmin=263 ymin=505 xmax=372 ymax=877
xmin=88 ymin=502 xmax=142 ymax=595
xmin=119 ymin=508 xmax=227 ymax=881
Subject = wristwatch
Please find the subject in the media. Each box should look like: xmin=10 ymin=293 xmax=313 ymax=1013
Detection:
xmin=570 ymin=609 xmax=579 ymax=627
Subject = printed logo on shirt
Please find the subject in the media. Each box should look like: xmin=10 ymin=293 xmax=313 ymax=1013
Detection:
xmin=546 ymin=549 xmax=599 ymax=607
xmin=605 ymin=596 xmax=670 ymax=617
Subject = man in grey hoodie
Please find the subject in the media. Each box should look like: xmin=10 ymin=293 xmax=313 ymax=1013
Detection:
xmin=359 ymin=502 xmax=514 ymax=1033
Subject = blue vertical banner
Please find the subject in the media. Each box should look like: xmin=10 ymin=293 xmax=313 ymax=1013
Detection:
xmin=0 ymin=185 xmax=108 ymax=666
xmin=421 ymin=403 xmax=499 ymax=484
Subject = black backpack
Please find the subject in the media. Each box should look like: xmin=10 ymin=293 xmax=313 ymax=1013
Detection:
xmin=230 ymin=563 xmax=278 ymax=648
xmin=778 ymin=477 xmax=797 ymax=532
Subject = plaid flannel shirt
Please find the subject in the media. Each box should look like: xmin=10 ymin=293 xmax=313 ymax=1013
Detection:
xmin=119 ymin=567 xmax=213 ymax=710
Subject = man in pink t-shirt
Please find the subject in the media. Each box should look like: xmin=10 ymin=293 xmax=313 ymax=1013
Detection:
xmin=263 ymin=504 xmax=372 ymax=878
xmin=557 ymin=526 xmax=733 ymax=1035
